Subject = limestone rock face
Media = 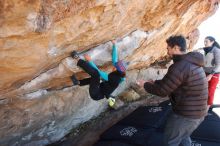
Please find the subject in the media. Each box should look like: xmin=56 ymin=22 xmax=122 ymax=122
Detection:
xmin=0 ymin=0 xmax=219 ymax=145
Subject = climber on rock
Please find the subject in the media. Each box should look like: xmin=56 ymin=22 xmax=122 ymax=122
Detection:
xmin=70 ymin=40 xmax=129 ymax=108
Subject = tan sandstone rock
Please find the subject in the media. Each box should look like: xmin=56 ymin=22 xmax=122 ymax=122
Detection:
xmin=0 ymin=0 xmax=219 ymax=145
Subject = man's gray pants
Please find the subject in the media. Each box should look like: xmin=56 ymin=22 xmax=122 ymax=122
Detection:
xmin=163 ymin=111 xmax=204 ymax=146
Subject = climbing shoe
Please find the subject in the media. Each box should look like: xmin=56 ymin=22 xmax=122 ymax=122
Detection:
xmin=71 ymin=75 xmax=79 ymax=85
xmin=71 ymin=51 xmax=79 ymax=59
xmin=108 ymin=97 xmax=125 ymax=110
xmin=108 ymin=97 xmax=116 ymax=108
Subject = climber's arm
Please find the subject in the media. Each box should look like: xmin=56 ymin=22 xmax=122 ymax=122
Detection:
xmin=112 ymin=41 xmax=118 ymax=66
xmin=88 ymin=61 xmax=108 ymax=81
xmin=84 ymin=54 xmax=108 ymax=81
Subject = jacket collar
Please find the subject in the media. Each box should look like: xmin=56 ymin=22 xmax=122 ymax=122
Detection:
xmin=203 ymin=47 xmax=213 ymax=55
xmin=172 ymin=54 xmax=184 ymax=63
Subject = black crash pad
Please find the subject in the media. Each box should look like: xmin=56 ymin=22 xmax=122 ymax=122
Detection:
xmin=93 ymin=140 xmax=137 ymax=146
xmin=146 ymin=130 xmax=163 ymax=146
xmin=205 ymin=110 xmax=220 ymax=122
xmin=191 ymin=139 xmax=220 ymax=146
xmin=100 ymin=125 xmax=155 ymax=146
xmin=94 ymin=100 xmax=220 ymax=146
xmin=118 ymin=100 xmax=171 ymax=129
xmin=191 ymin=113 xmax=220 ymax=142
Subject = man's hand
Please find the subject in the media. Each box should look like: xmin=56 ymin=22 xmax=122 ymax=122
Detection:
xmin=207 ymin=74 xmax=213 ymax=81
xmin=136 ymin=80 xmax=146 ymax=87
xmin=147 ymin=79 xmax=154 ymax=83
xmin=84 ymin=54 xmax=91 ymax=61
xmin=136 ymin=79 xmax=154 ymax=87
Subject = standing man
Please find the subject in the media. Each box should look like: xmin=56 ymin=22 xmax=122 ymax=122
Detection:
xmin=137 ymin=35 xmax=208 ymax=146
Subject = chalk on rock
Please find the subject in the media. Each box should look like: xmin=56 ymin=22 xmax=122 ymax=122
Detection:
xmin=61 ymin=57 xmax=79 ymax=72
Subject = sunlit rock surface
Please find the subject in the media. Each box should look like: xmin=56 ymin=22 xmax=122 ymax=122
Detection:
xmin=0 ymin=0 xmax=219 ymax=145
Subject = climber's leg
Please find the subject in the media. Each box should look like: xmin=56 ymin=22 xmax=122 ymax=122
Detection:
xmin=77 ymin=59 xmax=105 ymax=100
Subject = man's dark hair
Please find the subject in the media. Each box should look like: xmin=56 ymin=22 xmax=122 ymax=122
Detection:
xmin=166 ymin=35 xmax=187 ymax=52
